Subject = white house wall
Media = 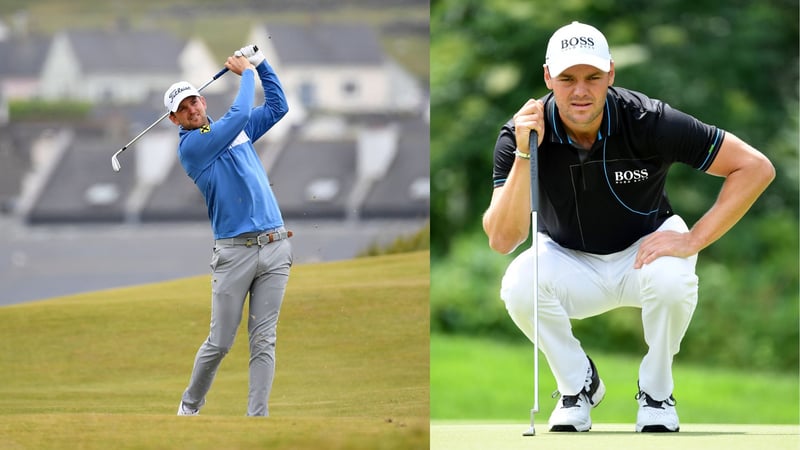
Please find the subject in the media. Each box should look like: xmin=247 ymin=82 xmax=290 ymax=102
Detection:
xmin=82 ymin=73 xmax=177 ymax=103
xmin=39 ymin=33 xmax=81 ymax=100
xmin=40 ymin=31 xmax=188 ymax=104
xmin=285 ymin=66 xmax=388 ymax=112
xmin=2 ymin=78 xmax=39 ymax=100
xmin=249 ymin=28 xmax=280 ymax=68
xmin=179 ymin=38 xmax=229 ymax=94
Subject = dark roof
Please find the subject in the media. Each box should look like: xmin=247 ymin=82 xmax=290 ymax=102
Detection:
xmin=361 ymin=118 xmax=429 ymax=219
xmin=140 ymin=160 xmax=207 ymax=222
xmin=65 ymin=29 xmax=184 ymax=74
xmin=26 ymin=127 xmax=136 ymax=224
xmin=0 ymin=124 xmax=36 ymax=212
xmin=0 ymin=35 xmax=51 ymax=77
xmin=141 ymin=162 xmax=208 ymax=222
xmin=264 ymin=22 xmax=385 ymax=66
xmin=270 ymin=139 xmax=356 ymax=219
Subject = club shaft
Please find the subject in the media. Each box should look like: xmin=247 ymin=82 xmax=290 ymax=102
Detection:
xmin=529 ymin=130 xmax=540 ymax=423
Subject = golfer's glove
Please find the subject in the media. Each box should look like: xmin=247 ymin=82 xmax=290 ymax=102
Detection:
xmin=238 ymin=44 xmax=265 ymax=67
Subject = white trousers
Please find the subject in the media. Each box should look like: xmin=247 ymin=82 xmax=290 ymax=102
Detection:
xmin=500 ymin=215 xmax=698 ymax=400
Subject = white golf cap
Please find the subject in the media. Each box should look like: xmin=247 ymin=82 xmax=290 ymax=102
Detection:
xmin=164 ymin=81 xmax=200 ymax=112
xmin=545 ymin=21 xmax=612 ymax=77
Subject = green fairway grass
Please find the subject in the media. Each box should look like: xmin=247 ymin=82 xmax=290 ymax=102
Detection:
xmin=431 ymin=333 xmax=799 ymax=424
xmin=0 ymin=251 xmax=430 ymax=450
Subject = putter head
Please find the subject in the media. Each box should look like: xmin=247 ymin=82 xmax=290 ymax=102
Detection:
xmin=522 ymin=408 xmax=537 ymax=436
xmin=111 ymin=154 xmax=121 ymax=172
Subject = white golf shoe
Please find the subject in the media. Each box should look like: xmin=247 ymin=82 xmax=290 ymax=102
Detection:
xmin=177 ymin=402 xmax=199 ymax=416
xmin=635 ymin=391 xmax=680 ymax=432
xmin=548 ymin=356 xmax=606 ymax=432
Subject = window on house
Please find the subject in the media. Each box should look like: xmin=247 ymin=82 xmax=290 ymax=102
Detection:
xmin=342 ymin=80 xmax=359 ymax=97
xmin=300 ymin=82 xmax=316 ymax=107
xmin=306 ymin=178 xmax=339 ymax=202
xmin=409 ymin=177 xmax=430 ymax=201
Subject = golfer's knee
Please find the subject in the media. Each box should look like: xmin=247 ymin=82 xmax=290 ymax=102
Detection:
xmin=640 ymin=257 xmax=698 ymax=308
xmin=501 ymin=263 xmax=532 ymax=317
xmin=503 ymin=291 xmax=533 ymax=326
xmin=207 ymin=334 xmax=236 ymax=355
xmin=249 ymin=331 xmax=276 ymax=355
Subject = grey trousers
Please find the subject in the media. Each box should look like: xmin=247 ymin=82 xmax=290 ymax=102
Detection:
xmin=181 ymin=234 xmax=292 ymax=416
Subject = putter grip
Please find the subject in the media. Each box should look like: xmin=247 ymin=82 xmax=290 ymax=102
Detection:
xmin=529 ymin=131 xmax=539 ymax=212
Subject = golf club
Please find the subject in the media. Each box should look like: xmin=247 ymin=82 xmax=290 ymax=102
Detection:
xmin=110 ymin=51 xmax=250 ymax=173
xmin=523 ymin=130 xmax=540 ymax=437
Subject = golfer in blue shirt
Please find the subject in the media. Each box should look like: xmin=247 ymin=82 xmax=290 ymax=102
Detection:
xmin=165 ymin=45 xmax=291 ymax=417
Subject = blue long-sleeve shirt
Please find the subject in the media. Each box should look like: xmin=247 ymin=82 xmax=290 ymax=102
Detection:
xmin=177 ymin=62 xmax=289 ymax=239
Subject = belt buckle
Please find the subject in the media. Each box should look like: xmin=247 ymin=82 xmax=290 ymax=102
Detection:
xmin=256 ymin=233 xmax=272 ymax=246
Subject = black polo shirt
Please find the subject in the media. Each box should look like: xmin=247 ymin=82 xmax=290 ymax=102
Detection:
xmin=492 ymin=86 xmax=724 ymax=254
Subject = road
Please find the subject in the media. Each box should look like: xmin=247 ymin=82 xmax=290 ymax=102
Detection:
xmin=0 ymin=216 xmax=426 ymax=305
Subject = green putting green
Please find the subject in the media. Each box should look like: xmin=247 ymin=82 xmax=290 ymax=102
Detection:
xmin=431 ymin=422 xmax=800 ymax=450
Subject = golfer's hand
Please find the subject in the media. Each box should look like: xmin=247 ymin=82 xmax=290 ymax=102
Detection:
xmin=225 ymin=54 xmax=255 ymax=76
xmin=513 ymin=99 xmax=545 ymax=153
xmin=238 ymin=44 xmax=266 ymax=66
xmin=634 ymin=231 xmax=698 ymax=269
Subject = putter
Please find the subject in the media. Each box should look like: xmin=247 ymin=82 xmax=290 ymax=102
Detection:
xmin=523 ymin=130 xmax=540 ymax=436
xmin=110 ymin=47 xmax=255 ymax=172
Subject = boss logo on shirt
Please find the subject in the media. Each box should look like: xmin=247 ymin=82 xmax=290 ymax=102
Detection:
xmin=614 ymin=169 xmax=649 ymax=184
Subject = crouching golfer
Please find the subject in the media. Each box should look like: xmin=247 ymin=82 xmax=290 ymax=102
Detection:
xmin=165 ymin=45 xmax=291 ymax=416
xmin=483 ymin=22 xmax=774 ymax=432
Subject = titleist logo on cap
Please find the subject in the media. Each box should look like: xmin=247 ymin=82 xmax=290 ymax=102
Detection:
xmin=168 ymin=86 xmax=192 ymax=102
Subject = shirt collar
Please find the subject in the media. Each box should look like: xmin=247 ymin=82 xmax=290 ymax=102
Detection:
xmin=545 ymin=87 xmax=619 ymax=145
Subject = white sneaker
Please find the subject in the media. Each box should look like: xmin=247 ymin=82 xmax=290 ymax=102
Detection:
xmin=635 ymin=391 xmax=679 ymax=432
xmin=548 ymin=356 xmax=606 ymax=432
xmin=177 ymin=402 xmax=199 ymax=416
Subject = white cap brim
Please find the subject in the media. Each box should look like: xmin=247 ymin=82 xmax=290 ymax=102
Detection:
xmin=547 ymin=54 xmax=611 ymax=78
xmin=168 ymin=91 xmax=198 ymax=112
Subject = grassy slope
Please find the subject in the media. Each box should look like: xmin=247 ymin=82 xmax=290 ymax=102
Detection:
xmin=431 ymin=333 xmax=799 ymax=424
xmin=0 ymin=251 xmax=429 ymax=450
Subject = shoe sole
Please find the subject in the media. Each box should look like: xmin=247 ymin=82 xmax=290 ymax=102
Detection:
xmin=177 ymin=403 xmax=199 ymax=416
xmin=550 ymin=425 xmax=590 ymax=432
xmin=638 ymin=425 xmax=679 ymax=433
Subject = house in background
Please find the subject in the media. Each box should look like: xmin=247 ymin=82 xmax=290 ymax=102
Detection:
xmin=250 ymin=22 xmax=425 ymax=114
xmin=244 ymin=21 xmax=428 ymax=223
xmin=0 ymin=34 xmax=51 ymax=102
xmin=39 ymin=28 xmax=224 ymax=104
xmin=8 ymin=20 xmax=429 ymax=226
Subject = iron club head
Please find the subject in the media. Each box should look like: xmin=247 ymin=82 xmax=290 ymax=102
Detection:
xmin=111 ymin=152 xmax=122 ymax=172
